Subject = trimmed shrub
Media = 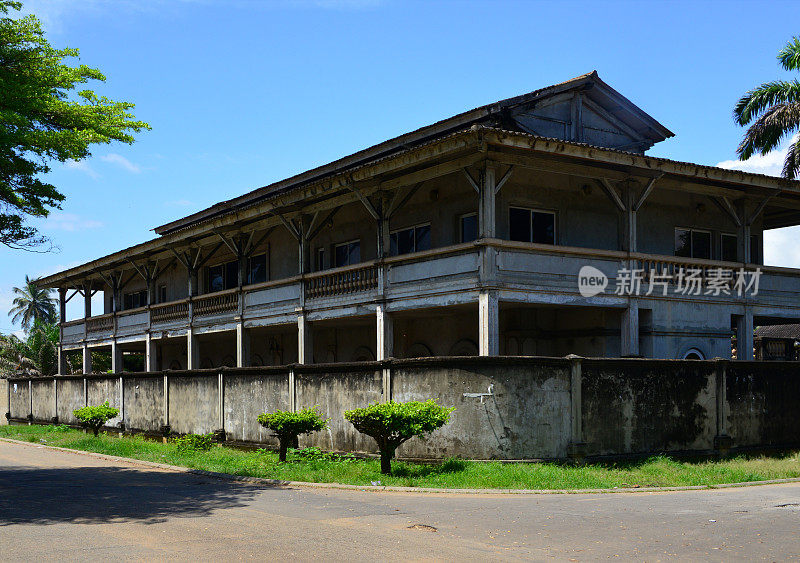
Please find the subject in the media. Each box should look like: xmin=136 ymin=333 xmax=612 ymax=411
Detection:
xmin=73 ymin=402 xmax=119 ymax=437
xmin=344 ymin=400 xmax=454 ymax=475
xmin=174 ymin=433 xmax=214 ymax=452
xmin=257 ymin=407 xmax=328 ymax=462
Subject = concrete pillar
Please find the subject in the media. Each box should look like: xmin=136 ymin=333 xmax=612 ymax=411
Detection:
xmin=145 ymin=333 xmax=158 ymax=372
xmin=736 ymin=312 xmax=754 ymax=360
xmin=479 ymin=166 xmax=496 ymax=239
xmin=188 ymin=269 xmax=199 ymax=298
xmin=236 ymin=322 xmax=250 ymax=368
xmin=82 ymin=345 xmax=92 ymax=374
xmin=111 ymin=341 xmax=124 ymax=373
xmin=567 ymin=354 xmax=587 ymax=462
xmin=621 ymin=302 xmax=639 ymax=357
xmin=376 ymin=304 xmax=393 ymax=361
xmin=478 ymin=290 xmax=499 ymax=356
xmin=84 ymin=287 xmax=92 ymax=318
xmin=187 ymin=329 xmax=199 ymax=370
xmin=297 ymin=313 xmax=313 ymax=364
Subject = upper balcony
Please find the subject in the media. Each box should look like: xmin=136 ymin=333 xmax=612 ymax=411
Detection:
xmin=60 ymin=240 xmax=800 ymax=347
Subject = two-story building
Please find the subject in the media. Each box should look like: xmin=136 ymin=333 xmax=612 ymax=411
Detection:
xmin=39 ymin=71 xmax=800 ymax=373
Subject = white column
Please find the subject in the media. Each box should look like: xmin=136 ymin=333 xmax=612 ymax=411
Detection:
xmin=479 ymin=290 xmax=499 ymax=356
xmin=145 ymin=333 xmax=158 ymax=372
xmin=82 ymin=344 xmax=92 ymax=374
xmin=187 ymin=329 xmax=199 ymax=370
xmin=480 ymin=166 xmax=496 ymax=239
xmin=737 ymin=312 xmax=754 ymax=360
xmin=297 ymin=313 xmax=313 ymax=364
xmin=236 ymin=322 xmax=250 ymax=368
xmin=111 ymin=341 xmax=123 ymax=373
xmin=376 ymin=304 xmax=393 ymax=361
xmin=621 ymin=302 xmax=639 ymax=357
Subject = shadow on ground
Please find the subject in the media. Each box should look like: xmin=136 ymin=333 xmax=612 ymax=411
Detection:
xmin=0 ymin=465 xmax=274 ymax=526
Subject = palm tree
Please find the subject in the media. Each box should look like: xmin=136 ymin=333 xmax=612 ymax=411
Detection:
xmin=8 ymin=275 xmax=57 ymax=331
xmin=734 ymin=37 xmax=800 ymax=179
xmin=0 ymin=322 xmax=59 ymax=377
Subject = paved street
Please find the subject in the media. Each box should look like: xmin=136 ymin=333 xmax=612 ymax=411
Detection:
xmin=0 ymin=440 xmax=798 ymax=561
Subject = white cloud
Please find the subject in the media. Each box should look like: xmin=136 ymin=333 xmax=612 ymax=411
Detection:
xmin=716 ymin=134 xmax=798 ymax=178
xmin=64 ymin=159 xmax=100 ymax=179
xmin=41 ymin=213 xmax=103 ymax=233
xmin=101 ymin=153 xmax=142 ymax=173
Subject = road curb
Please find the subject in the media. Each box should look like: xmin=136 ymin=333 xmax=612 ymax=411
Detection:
xmin=3 ymin=436 xmax=800 ymax=495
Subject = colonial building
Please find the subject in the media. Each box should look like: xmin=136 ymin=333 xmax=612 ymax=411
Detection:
xmin=40 ymin=72 xmax=800 ymax=373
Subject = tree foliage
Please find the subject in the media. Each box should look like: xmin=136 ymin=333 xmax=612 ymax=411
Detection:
xmin=0 ymin=319 xmax=58 ymax=376
xmin=8 ymin=274 xmax=55 ymax=330
xmin=344 ymin=400 xmax=454 ymax=474
xmin=734 ymin=37 xmax=800 ymax=179
xmin=257 ymin=407 xmax=328 ymax=462
xmin=73 ymin=401 xmax=119 ymax=436
xmin=0 ymin=1 xmax=150 ymax=249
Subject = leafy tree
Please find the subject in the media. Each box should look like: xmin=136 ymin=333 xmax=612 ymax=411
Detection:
xmin=735 ymin=37 xmax=800 ymax=178
xmin=8 ymin=275 xmax=56 ymax=330
xmin=257 ymin=407 xmax=328 ymax=462
xmin=0 ymin=320 xmax=58 ymax=376
xmin=344 ymin=400 xmax=454 ymax=475
xmin=0 ymin=1 xmax=150 ymax=250
xmin=73 ymin=401 xmax=119 ymax=436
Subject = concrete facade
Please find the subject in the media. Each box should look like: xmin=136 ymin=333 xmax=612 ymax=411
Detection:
xmin=8 ymin=357 xmax=800 ymax=460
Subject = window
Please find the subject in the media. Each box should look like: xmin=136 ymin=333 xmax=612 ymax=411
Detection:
xmin=750 ymin=234 xmax=762 ymax=264
xmin=206 ymin=259 xmax=239 ymax=292
xmin=509 ymin=207 xmax=555 ymax=245
xmin=316 ymin=248 xmax=325 ymax=271
xmin=674 ymin=228 xmax=711 ymax=259
xmin=247 ymin=254 xmax=267 ymax=285
xmin=334 ymin=240 xmax=360 ymax=267
xmin=459 ymin=213 xmax=478 ymax=243
xmin=123 ymin=290 xmax=148 ymax=310
xmin=158 ymin=284 xmax=167 ymax=304
xmin=390 ymin=224 xmax=431 ymax=255
xmin=721 ymin=233 xmax=738 ymax=262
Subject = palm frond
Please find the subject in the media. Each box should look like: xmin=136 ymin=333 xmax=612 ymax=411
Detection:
xmin=733 ymin=80 xmax=800 ymax=125
xmin=737 ymin=103 xmax=800 ymax=160
xmin=778 ymin=37 xmax=800 ymax=71
xmin=783 ymin=137 xmax=800 ymax=179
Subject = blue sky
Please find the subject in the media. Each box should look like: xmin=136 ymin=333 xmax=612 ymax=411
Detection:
xmin=3 ymin=0 xmax=800 ymax=332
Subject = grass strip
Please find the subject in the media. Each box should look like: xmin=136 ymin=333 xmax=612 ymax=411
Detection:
xmin=3 ymin=424 xmax=800 ymax=490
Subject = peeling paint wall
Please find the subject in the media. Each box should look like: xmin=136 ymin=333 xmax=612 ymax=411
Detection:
xmin=7 ymin=357 xmax=800 ymax=460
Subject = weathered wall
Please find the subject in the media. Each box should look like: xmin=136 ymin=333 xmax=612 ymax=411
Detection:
xmin=726 ymin=362 xmax=800 ymax=448
xmin=124 ymin=375 xmax=164 ymax=433
xmin=393 ymin=357 xmax=572 ymax=459
xmin=6 ymin=357 xmax=800 ymax=460
xmin=295 ymin=364 xmax=383 ymax=453
xmin=582 ymin=359 xmax=717 ymax=456
xmin=223 ymin=369 xmax=289 ymax=444
xmin=0 ymin=378 xmax=7 ymax=425
xmin=168 ymin=372 xmax=219 ymax=435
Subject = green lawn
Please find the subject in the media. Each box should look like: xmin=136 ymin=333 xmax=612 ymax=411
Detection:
xmin=2 ymin=424 xmax=800 ymax=490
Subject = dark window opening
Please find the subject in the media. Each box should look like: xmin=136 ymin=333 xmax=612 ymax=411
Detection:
xmin=334 ymin=240 xmax=360 ymax=267
xmin=247 ymin=254 xmax=267 ymax=285
xmin=750 ymin=234 xmax=762 ymax=264
xmin=721 ymin=234 xmax=738 ymax=262
xmin=674 ymin=228 xmax=711 ymax=259
xmin=123 ymin=290 xmax=148 ymax=310
xmin=509 ymin=208 xmax=555 ymax=245
xmin=390 ymin=224 xmax=431 ymax=256
xmin=158 ymin=284 xmax=167 ymax=303
xmin=460 ymin=213 xmax=478 ymax=243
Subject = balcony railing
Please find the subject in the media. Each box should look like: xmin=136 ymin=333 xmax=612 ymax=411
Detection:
xmin=151 ymin=300 xmax=189 ymax=323
xmin=305 ymin=263 xmax=379 ymax=299
xmin=193 ymin=290 xmax=239 ymax=316
xmin=86 ymin=314 xmax=113 ymax=333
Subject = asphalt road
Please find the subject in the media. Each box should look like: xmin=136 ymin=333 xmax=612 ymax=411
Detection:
xmin=0 ymin=441 xmax=799 ymax=561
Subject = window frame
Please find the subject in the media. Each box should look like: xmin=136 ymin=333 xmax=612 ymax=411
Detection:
xmin=508 ymin=206 xmax=557 ymax=245
xmin=157 ymin=284 xmax=167 ymax=304
xmin=389 ymin=222 xmax=432 ymax=256
xmin=458 ymin=213 xmax=478 ymax=243
xmin=720 ymin=232 xmax=738 ymax=262
xmin=674 ymin=227 xmax=712 ymax=260
xmin=333 ymin=239 xmax=361 ymax=268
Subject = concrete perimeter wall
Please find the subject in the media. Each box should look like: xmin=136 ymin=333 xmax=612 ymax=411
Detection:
xmin=5 ymin=357 xmax=800 ymax=460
